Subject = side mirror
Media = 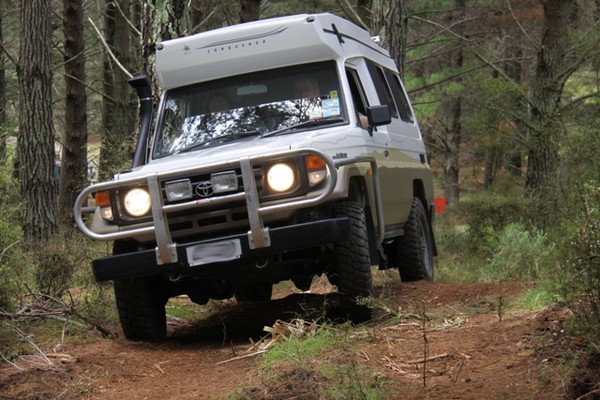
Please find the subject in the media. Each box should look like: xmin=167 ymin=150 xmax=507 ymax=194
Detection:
xmin=366 ymin=105 xmax=391 ymax=136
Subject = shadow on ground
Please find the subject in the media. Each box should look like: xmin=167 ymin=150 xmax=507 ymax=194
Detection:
xmin=168 ymin=292 xmax=344 ymax=343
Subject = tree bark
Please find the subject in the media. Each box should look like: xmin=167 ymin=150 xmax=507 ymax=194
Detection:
xmin=17 ymin=0 xmax=58 ymax=241
xmin=525 ymin=0 xmax=574 ymax=194
xmin=356 ymin=0 xmax=372 ymax=28
xmin=442 ymin=0 xmax=465 ymax=206
xmin=59 ymin=0 xmax=87 ymax=231
xmin=0 ymin=0 xmax=6 ymax=162
xmin=371 ymin=0 xmax=407 ymax=79
xmin=99 ymin=0 xmax=134 ymax=180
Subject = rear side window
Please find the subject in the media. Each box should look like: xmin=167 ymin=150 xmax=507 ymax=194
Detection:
xmin=365 ymin=60 xmax=399 ymax=119
xmin=383 ymin=69 xmax=414 ymax=123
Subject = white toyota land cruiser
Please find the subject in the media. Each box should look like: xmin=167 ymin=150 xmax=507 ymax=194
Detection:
xmin=74 ymin=13 xmax=436 ymax=341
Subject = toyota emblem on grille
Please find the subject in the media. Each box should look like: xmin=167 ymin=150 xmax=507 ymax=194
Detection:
xmin=195 ymin=182 xmax=213 ymax=197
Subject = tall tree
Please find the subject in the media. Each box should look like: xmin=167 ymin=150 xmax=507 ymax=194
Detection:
xmin=371 ymin=0 xmax=408 ymax=78
xmin=17 ymin=0 xmax=58 ymax=241
xmin=99 ymin=0 xmax=134 ymax=179
xmin=59 ymin=0 xmax=87 ymax=230
xmin=525 ymin=0 xmax=575 ymax=195
xmin=442 ymin=0 xmax=465 ymax=206
xmin=0 ymin=0 xmax=6 ymax=162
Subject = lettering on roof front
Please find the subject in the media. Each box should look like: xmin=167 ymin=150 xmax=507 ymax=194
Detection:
xmin=193 ymin=26 xmax=288 ymax=55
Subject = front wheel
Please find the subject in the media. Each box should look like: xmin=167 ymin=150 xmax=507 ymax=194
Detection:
xmin=113 ymin=276 xmax=167 ymax=341
xmin=331 ymin=200 xmax=373 ymax=322
xmin=396 ymin=198 xmax=434 ymax=282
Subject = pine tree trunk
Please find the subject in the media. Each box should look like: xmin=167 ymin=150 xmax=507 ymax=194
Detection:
xmin=525 ymin=0 xmax=574 ymax=194
xmin=99 ymin=0 xmax=133 ymax=180
xmin=0 ymin=0 xmax=6 ymax=162
xmin=17 ymin=0 xmax=57 ymax=241
xmin=371 ymin=0 xmax=407 ymax=78
xmin=443 ymin=0 xmax=465 ymax=206
xmin=59 ymin=0 xmax=87 ymax=231
xmin=444 ymin=98 xmax=461 ymax=206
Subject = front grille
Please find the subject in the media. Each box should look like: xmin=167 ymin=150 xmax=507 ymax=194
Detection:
xmin=168 ymin=205 xmax=250 ymax=235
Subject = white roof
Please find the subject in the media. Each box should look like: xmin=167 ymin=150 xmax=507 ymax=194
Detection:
xmin=156 ymin=13 xmax=396 ymax=90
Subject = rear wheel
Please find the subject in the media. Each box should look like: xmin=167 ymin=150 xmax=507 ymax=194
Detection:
xmin=332 ymin=200 xmax=373 ymax=322
xmin=396 ymin=198 xmax=434 ymax=282
xmin=113 ymin=276 xmax=167 ymax=341
xmin=234 ymin=283 xmax=273 ymax=303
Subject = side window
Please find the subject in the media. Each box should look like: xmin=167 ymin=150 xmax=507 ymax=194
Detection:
xmin=365 ymin=60 xmax=399 ymax=119
xmin=384 ymin=69 xmax=414 ymax=123
xmin=345 ymin=68 xmax=368 ymax=117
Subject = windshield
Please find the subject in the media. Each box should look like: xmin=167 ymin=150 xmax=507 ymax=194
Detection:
xmin=152 ymin=61 xmax=345 ymax=158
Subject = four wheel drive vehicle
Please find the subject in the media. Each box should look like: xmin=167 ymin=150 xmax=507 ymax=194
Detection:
xmin=74 ymin=13 xmax=437 ymax=341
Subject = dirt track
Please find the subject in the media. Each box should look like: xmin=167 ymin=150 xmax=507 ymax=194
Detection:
xmin=0 ymin=280 xmax=572 ymax=399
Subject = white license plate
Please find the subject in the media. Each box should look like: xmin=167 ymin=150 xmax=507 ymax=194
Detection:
xmin=186 ymin=239 xmax=242 ymax=267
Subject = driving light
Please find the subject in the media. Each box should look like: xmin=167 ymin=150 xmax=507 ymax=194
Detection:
xmin=266 ymin=163 xmax=295 ymax=192
xmin=123 ymin=188 xmax=151 ymax=217
xmin=211 ymin=171 xmax=238 ymax=193
xmin=165 ymin=179 xmax=193 ymax=201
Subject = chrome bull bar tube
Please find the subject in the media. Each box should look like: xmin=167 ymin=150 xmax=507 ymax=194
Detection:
xmin=73 ymin=149 xmax=339 ymax=265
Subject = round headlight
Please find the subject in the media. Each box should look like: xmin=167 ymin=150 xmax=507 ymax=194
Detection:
xmin=123 ymin=188 xmax=151 ymax=217
xmin=267 ymin=163 xmax=295 ymax=192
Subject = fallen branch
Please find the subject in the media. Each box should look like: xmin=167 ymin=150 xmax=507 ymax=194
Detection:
xmin=45 ymin=353 xmax=75 ymax=363
xmin=216 ymin=349 xmax=267 ymax=365
xmin=216 ymin=318 xmax=320 ymax=365
xmin=402 ymin=353 xmax=449 ymax=364
xmin=0 ymin=352 xmax=24 ymax=371
xmin=13 ymin=326 xmax=54 ymax=367
xmin=383 ymin=355 xmax=421 ymax=379
xmin=1 ymin=292 xmax=116 ymax=338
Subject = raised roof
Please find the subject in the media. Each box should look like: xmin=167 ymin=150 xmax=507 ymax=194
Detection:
xmin=156 ymin=13 xmax=395 ymax=90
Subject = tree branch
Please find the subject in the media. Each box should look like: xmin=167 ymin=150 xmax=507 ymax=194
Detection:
xmin=0 ymin=39 xmax=18 ymax=66
xmin=87 ymin=17 xmax=133 ymax=79
xmin=336 ymin=0 xmax=370 ymax=31
xmin=507 ymin=0 xmax=539 ymax=52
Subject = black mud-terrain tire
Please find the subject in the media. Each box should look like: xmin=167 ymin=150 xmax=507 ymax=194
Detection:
xmin=234 ymin=283 xmax=273 ymax=303
xmin=113 ymin=276 xmax=167 ymax=341
xmin=397 ymin=198 xmax=434 ymax=282
xmin=332 ymin=200 xmax=373 ymax=322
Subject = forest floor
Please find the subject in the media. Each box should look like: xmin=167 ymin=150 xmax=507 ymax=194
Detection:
xmin=0 ymin=278 xmax=591 ymax=400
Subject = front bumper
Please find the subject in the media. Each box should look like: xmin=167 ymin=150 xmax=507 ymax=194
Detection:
xmin=92 ymin=217 xmax=349 ymax=282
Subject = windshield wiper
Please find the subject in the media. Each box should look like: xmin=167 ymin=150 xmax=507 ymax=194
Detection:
xmin=179 ymin=130 xmax=262 ymax=153
xmin=261 ymin=116 xmax=344 ymax=138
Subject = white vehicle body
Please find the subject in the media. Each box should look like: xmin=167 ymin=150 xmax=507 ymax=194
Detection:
xmin=74 ymin=13 xmax=436 ymax=341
